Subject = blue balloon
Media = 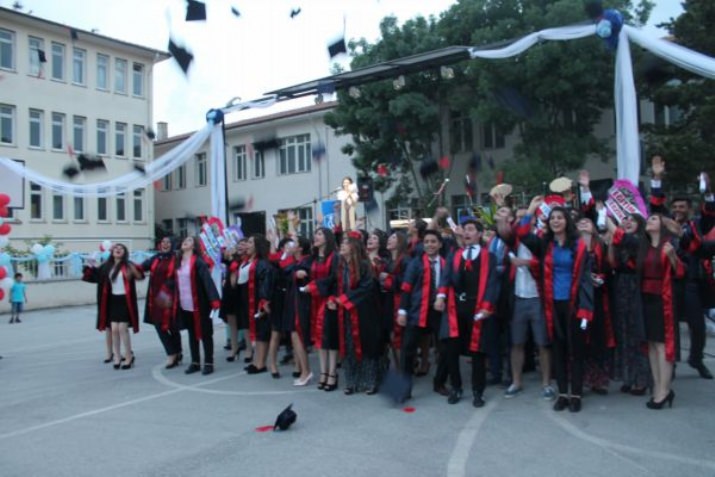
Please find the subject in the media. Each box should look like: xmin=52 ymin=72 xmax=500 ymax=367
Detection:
xmin=0 ymin=252 xmax=10 ymax=267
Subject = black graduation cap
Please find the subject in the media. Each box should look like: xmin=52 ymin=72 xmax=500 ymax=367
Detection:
xmin=62 ymin=164 xmax=80 ymax=180
xmin=228 ymin=197 xmax=247 ymax=211
xmin=133 ymin=164 xmax=146 ymax=175
xmin=252 ymin=138 xmax=280 ymax=152
xmin=311 ymin=141 xmax=326 ymax=160
xmin=290 ymin=8 xmax=301 ymax=18
xmin=584 ymin=1 xmax=604 ymax=20
xmin=327 ymin=37 xmax=347 ymax=58
xmin=38 ymin=49 xmax=47 ymax=63
xmin=70 ymin=28 xmax=79 ymax=41
xmin=316 ymin=80 xmax=335 ymax=95
xmin=168 ymin=38 xmax=194 ymax=75
xmin=185 ymin=0 xmax=207 ymax=21
xmin=273 ymin=404 xmax=297 ymax=431
xmin=77 ymin=153 xmax=106 ymax=172
xmin=493 ymin=87 xmax=532 ymax=119
xmin=144 ymin=128 xmax=156 ymax=141
xmin=419 ymin=157 xmax=439 ymax=179
xmin=379 ymin=369 xmax=411 ymax=404
xmin=231 ymin=6 xmax=240 ymax=17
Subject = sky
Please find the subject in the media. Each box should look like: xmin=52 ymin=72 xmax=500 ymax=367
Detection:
xmin=3 ymin=0 xmax=686 ymax=136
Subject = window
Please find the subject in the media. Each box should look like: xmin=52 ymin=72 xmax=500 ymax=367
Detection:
xmin=0 ymin=104 xmax=15 ymax=145
xmin=97 ymin=197 xmax=108 ymax=222
xmin=654 ymin=102 xmax=684 ymax=128
xmin=73 ymin=196 xmax=85 ymax=221
xmin=0 ymin=28 xmax=15 ymax=70
xmin=72 ymin=48 xmax=86 ymax=85
xmin=253 ymin=149 xmax=265 ymax=179
xmin=278 ymin=134 xmax=311 ymax=175
xmin=481 ymin=122 xmax=505 ymax=149
xmin=133 ymin=189 xmax=144 ymax=222
xmin=96 ymin=53 xmax=109 ymax=90
xmin=298 ymin=206 xmax=314 ymax=237
xmin=29 ymin=109 xmax=43 ymax=148
xmin=132 ymin=125 xmax=142 ymax=158
xmin=195 ymin=153 xmax=207 ymax=186
xmin=233 ymin=145 xmax=247 ymax=181
xmin=51 ymin=112 xmax=65 ymax=149
xmin=30 ymin=182 xmax=43 ymax=219
xmin=97 ymin=119 xmax=108 ymax=155
xmin=73 ymin=116 xmax=86 ymax=152
xmin=115 ymin=122 xmax=126 ymax=156
xmin=51 ymin=42 xmax=64 ymax=80
xmin=177 ymin=218 xmax=192 ymax=238
xmin=162 ymin=173 xmax=172 ymax=191
xmin=450 ymin=111 xmax=473 ymax=153
xmin=114 ymin=58 xmax=127 ymax=93
xmin=29 ymin=36 xmax=44 ymax=77
xmin=116 ymin=193 xmax=126 ymax=222
xmin=52 ymin=194 xmax=65 ymax=221
xmin=161 ymin=219 xmax=173 ymax=234
xmin=175 ymin=164 xmax=186 ymax=189
xmin=132 ymin=63 xmax=144 ymax=96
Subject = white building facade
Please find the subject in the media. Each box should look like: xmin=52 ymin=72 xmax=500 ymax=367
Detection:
xmin=0 ymin=7 xmax=168 ymax=253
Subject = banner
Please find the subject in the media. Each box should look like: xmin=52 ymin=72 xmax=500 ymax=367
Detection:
xmin=605 ymin=179 xmax=647 ymax=223
xmin=321 ymin=200 xmax=339 ymax=229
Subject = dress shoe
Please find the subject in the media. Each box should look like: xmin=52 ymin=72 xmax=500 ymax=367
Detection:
xmin=472 ymin=393 xmax=485 ymax=408
xmin=202 ymin=364 xmax=214 ymax=375
xmin=293 ymin=372 xmax=313 ymax=386
xmin=185 ymin=363 xmax=201 ymax=374
xmin=121 ymin=355 xmax=135 ymax=370
xmin=245 ymin=364 xmax=267 ymax=374
xmin=271 ymin=371 xmax=281 ymax=379
xmin=447 ymin=388 xmax=463 ymax=405
xmin=243 ymin=355 xmax=253 ymax=364
xmin=226 ymin=354 xmax=237 ymax=362
xmin=165 ymin=357 xmax=180 ymax=369
xmin=568 ymin=396 xmax=582 ymax=413
xmin=433 ymin=383 xmax=449 ymax=397
xmin=553 ymin=395 xmax=569 ymax=411
xmin=104 ymin=353 xmax=114 ymax=364
xmin=646 ymin=390 xmax=675 ymax=410
xmin=324 ymin=373 xmax=339 ymax=392
xmin=688 ymin=360 xmax=713 ymax=380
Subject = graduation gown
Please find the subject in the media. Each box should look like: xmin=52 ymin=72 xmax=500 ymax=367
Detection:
xmin=172 ymin=255 xmax=221 ymax=341
xmin=82 ymin=262 xmax=144 ymax=333
xmin=303 ymin=252 xmax=340 ymax=349
xmin=139 ymin=252 xmax=176 ymax=331
xmin=399 ymin=254 xmax=445 ymax=330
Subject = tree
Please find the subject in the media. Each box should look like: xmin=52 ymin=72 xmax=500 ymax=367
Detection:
xmin=641 ymin=0 xmax=715 ymax=190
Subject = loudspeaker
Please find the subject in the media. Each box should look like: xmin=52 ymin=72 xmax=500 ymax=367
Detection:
xmin=357 ymin=177 xmax=374 ymax=203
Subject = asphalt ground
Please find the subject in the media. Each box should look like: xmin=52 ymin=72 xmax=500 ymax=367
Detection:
xmin=1 ymin=303 xmax=714 ymax=477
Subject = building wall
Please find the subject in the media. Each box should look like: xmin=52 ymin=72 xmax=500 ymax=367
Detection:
xmin=154 ymin=103 xmax=385 ymax=239
xmin=0 ymin=7 xmax=167 ymax=253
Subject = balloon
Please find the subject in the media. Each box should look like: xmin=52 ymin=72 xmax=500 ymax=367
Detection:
xmin=0 ymin=223 xmax=10 ymax=235
xmin=0 ymin=205 xmax=7 ymax=217
xmin=31 ymin=243 xmax=44 ymax=255
xmin=0 ymin=266 xmax=6 ymax=279
xmin=100 ymin=240 xmax=112 ymax=252
xmin=0 ymin=277 xmax=12 ymax=289
xmin=0 ymin=288 xmax=4 ymax=300
xmin=0 ymin=217 xmax=4 ymax=226
xmin=0 ymin=252 xmax=10 ymax=267
xmin=0 ymin=236 xmax=8 ymax=248
xmin=0 ymin=193 xmax=9 ymax=206
xmin=44 ymin=244 xmax=56 ymax=256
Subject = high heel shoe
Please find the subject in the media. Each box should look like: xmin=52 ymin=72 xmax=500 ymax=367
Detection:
xmin=243 ymin=355 xmax=254 ymax=364
xmin=165 ymin=354 xmax=181 ymax=369
xmin=226 ymin=353 xmax=238 ymax=362
xmin=324 ymin=373 xmax=339 ymax=392
xmin=104 ymin=353 xmax=114 ymax=364
xmin=121 ymin=355 xmax=135 ymax=370
xmin=113 ymin=360 xmax=122 ymax=370
xmin=646 ymin=390 xmax=675 ymax=410
xmin=317 ymin=373 xmax=328 ymax=390
xmin=293 ymin=372 xmax=313 ymax=386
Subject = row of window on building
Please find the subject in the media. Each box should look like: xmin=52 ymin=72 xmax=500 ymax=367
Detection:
xmin=28 ymin=182 xmax=145 ymax=224
xmin=0 ymin=27 xmax=145 ymax=96
xmin=0 ymin=104 xmax=146 ymax=158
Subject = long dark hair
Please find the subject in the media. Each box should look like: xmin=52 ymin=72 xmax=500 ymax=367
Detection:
xmin=312 ymin=227 xmax=336 ymax=258
xmin=369 ymin=228 xmax=389 ymax=259
xmin=341 ymin=236 xmax=370 ymax=285
xmin=636 ymin=213 xmax=672 ymax=272
xmin=250 ymin=233 xmax=270 ymax=260
xmin=544 ymin=207 xmax=578 ymax=249
xmin=109 ymin=243 xmax=129 ymax=282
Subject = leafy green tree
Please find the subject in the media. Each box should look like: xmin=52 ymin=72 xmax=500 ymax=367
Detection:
xmin=641 ymin=0 xmax=715 ymax=190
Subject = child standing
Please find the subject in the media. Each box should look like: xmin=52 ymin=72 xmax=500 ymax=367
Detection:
xmin=9 ymin=273 xmax=27 ymax=324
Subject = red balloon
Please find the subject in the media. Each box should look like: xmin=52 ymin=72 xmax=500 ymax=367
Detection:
xmin=0 ymin=223 xmax=10 ymax=235
xmin=0 ymin=193 xmax=9 ymax=206
xmin=0 ymin=205 xmax=7 ymax=217
xmin=0 ymin=289 xmax=4 ymax=301
xmin=0 ymin=267 xmax=6 ymax=280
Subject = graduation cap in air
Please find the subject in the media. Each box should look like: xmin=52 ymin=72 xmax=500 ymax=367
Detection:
xmin=311 ymin=141 xmax=326 ymax=160
xmin=168 ymin=38 xmax=194 ymax=75
xmin=62 ymin=164 xmax=80 ymax=180
xmin=379 ymin=369 xmax=411 ymax=404
xmin=70 ymin=28 xmax=79 ymax=41
xmin=185 ymin=0 xmax=207 ymax=21
xmin=144 ymin=128 xmax=156 ymax=141
xmin=327 ymin=37 xmax=347 ymax=58
xmin=229 ymin=195 xmax=253 ymax=212
xmin=419 ymin=157 xmax=439 ymax=179
xmin=77 ymin=153 xmax=107 ymax=172
xmin=38 ymin=49 xmax=47 ymax=63
xmin=133 ymin=163 xmax=146 ymax=175
xmin=290 ymin=7 xmax=301 ymax=18
xmin=231 ymin=6 xmax=240 ymax=17
xmin=253 ymin=138 xmax=280 ymax=152
xmin=274 ymin=404 xmax=297 ymax=431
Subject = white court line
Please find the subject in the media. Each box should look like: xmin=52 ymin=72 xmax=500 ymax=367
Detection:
xmin=446 ymin=399 xmax=499 ymax=477
xmin=544 ymin=408 xmax=715 ymax=473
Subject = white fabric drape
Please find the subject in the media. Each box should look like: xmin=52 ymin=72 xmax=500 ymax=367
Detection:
xmin=614 ymin=29 xmax=640 ymax=183
xmin=209 ymin=125 xmax=226 ymax=224
xmin=468 ymin=24 xmax=596 ymax=59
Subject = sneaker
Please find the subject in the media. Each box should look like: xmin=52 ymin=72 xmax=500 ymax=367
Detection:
xmin=542 ymin=385 xmax=556 ymax=400
xmin=504 ymin=384 xmax=522 ymax=398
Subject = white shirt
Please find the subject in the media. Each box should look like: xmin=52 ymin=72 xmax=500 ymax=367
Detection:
xmin=237 ymin=261 xmax=251 ymax=285
xmin=462 ymin=244 xmax=481 ymax=262
xmin=514 ymin=243 xmax=539 ymax=299
xmin=111 ymin=267 xmax=126 ymax=295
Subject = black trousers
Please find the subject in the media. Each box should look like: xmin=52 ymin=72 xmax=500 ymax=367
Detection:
xmin=552 ymin=301 xmax=586 ymax=396
xmin=682 ymin=282 xmax=706 ymax=364
xmin=433 ymin=338 xmax=460 ymax=391
xmin=155 ymin=323 xmax=182 ymax=356
xmin=182 ymin=310 xmax=214 ymax=365
xmin=400 ymin=324 xmax=428 ymax=379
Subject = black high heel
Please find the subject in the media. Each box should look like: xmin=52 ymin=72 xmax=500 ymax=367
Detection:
xmin=646 ymin=390 xmax=675 ymax=410
xmin=165 ymin=354 xmax=181 ymax=369
xmin=317 ymin=373 xmax=328 ymax=390
xmin=113 ymin=359 xmax=122 ymax=370
xmin=324 ymin=373 xmax=339 ymax=392
xmin=104 ymin=353 xmax=114 ymax=364
xmin=121 ymin=355 xmax=135 ymax=370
